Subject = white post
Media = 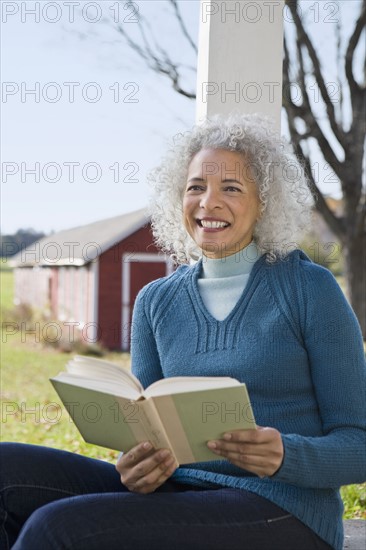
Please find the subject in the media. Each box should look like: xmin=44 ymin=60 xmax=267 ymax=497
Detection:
xmin=196 ymin=0 xmax=285 ymax=132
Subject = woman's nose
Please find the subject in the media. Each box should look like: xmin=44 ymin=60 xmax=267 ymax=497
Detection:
xmin=199 ymin=187 xmax=222 ymax=209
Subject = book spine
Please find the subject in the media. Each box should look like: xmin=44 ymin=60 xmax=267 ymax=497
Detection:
xmin=151 ymin=395 xmax=196 ymax=464
xmin=131 ymin=399 xmax=179 ymax=466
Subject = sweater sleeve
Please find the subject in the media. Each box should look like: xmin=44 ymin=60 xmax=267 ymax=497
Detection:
xmin=130 ymin=285 xmax=164 ymax=389
xmin=272 ymin=261 xmax=366 ymax=488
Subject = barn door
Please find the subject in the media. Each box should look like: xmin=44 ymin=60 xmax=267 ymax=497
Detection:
xmin=121 ymin=253 xmax=173 ymax=351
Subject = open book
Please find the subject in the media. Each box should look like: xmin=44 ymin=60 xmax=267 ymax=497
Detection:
xmin=51 ymin=355 xmax=256 ymax=465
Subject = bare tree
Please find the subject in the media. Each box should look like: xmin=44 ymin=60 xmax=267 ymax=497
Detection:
xmin=283 ymin=0 xmax=365 ymax=338
xmin=114 ymin=0 xmax=366 ymax=337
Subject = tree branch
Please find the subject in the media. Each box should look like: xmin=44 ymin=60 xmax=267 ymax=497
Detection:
xmin=345 ymin=0 xmax=366 ymax=94
xmin=286 ymin=37 xmax=346 ymax=182
xmin=355 ymin=197 xmax=366 ymax=237
xmin=286 ymin=0 xmax=346 ymax=149
xmin=283 ymin=37 xmax=344 ymax=239
xmin=114 ymin=6 xmax=196 ymax=98
xmin=169 ymin=0 xmax=198 ymax=54
xmin=335 ymin=13 xmax=345 ymax=126
xmin=293 ymin=131 xmax=345 ymax=239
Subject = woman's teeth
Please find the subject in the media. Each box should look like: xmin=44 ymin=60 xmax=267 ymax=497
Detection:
xmin=200 ymin=220 xmax=229 ymax=228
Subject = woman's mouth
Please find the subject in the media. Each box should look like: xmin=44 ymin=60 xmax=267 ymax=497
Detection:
xmin=197 ymin=219 xmax=230 ymax=230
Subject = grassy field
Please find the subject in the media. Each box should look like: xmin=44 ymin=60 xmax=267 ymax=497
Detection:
xmin=0 ymin=270 xmax=14 ymax=311
xmin=0 ymin=264 xmax=126 ymax=461
xmin=1 ymin=267 xmax=365 ymax=518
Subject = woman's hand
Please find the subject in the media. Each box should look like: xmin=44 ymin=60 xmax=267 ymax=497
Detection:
xmin=207 ymin=427 xmax=284 ymax=478
xmin=116 ymin=441 xmax=178 ymax=494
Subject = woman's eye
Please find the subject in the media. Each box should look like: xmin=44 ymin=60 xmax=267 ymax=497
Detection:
xmin=224 ymin=186 xmax=241 ymax=192
xmin=186 ymin=185 xmax=204 ymax=192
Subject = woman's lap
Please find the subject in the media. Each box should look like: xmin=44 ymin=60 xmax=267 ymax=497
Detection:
xmin=0 ymin=442 xmax=332 ymax=550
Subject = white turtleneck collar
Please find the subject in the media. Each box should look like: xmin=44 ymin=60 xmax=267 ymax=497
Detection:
xmin=200 ymin=241 xmax=261 ymax=279
xmin=196 ymin=242 xmax=263 ymax=321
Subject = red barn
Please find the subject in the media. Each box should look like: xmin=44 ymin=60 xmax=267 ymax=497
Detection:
xmin=11 ymin=209 xmax=173 ymax=350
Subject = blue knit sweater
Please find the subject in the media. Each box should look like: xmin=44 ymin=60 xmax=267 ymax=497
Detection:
xmin=130 ymin=250 xmax=366 ymax=550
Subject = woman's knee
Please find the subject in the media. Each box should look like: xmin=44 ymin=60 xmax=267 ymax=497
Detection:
xmin=13 ymin=498 xmax=76 ymax=550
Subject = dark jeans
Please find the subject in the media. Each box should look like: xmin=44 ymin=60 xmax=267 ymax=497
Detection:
xmin=0 ymin=443 xmax=332 ymax=550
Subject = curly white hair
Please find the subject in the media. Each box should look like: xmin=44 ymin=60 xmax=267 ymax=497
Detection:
xmin=147 ymin=112 xmax=313 ymax=264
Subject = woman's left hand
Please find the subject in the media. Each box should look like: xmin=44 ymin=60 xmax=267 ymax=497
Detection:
xmin=207 ymin=426 xmax=284 ymax=478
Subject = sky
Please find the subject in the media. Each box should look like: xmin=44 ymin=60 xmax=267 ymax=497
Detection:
xmin=1 ymin=0 xmax=364 ymax=235
xmin=1 ymin=1 xmax=198 ymax=234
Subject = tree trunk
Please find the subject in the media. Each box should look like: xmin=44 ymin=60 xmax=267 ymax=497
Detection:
xmin=343 ymin=231 xmax=366 ymax=340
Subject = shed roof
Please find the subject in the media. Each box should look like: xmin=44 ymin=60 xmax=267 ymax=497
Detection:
xmin=11 ymin=208 xmax=150 ymax=267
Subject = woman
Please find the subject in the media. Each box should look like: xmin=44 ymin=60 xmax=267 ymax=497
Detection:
xmin=1 ymin=113 xmax=365 ymax=550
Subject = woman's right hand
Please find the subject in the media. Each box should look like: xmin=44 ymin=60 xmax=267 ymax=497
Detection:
xmin=116 ymin=441 xmax=178 ymax=494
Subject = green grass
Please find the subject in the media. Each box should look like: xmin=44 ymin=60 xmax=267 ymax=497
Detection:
xmin=0 ymin=257 xmax=13 ymax=272
xmin=1 ymin=270 xmax=365 ymax=517
xmin=0 ymin=269 xmax=14 ymax=312
xmin=0 ymin=328 xmax=127 ymax=462
xmin=0 ymin=266 xmax=126 ymax=461
xmin=342 ymin=484 xmax=366 ymax=520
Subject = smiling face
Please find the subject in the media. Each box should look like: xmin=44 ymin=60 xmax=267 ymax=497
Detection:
xmin=183 ymin=148 xmax=261 ymax=259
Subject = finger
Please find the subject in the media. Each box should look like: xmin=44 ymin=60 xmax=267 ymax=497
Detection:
xmin=118 ymin=441 xmax=155 ymax=467
xmin=225 ymin=426 xmax=282 ymax=444
xmin=155 ymin=460 xmax=178 ymax=485
xmin=130 ymin=456 xmax=177 ymax=493
xmin=207 ymin=440 xmax=270 ymax=457
xmin=223 ymin=450 xmax=270 ymax=465
xmin=206 ymin=433 xmax=258 ymax=454
xmin=133 ymin=449 xmax=175 ymax=477
xmin=128 ymin=449 xmax=175 ymax=482
xmin=152 ymin=457 xmax=178 ymax=485
xmin=223 ymin=427 xmax=276 ymax=444
xmin=207 ymin=427 xmax=281 ymax=455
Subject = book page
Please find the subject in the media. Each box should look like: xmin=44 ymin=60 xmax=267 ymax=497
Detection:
xmin=51 ymin=373 xmax=141 ymax=401
xmin=51 ymin=380 xmax=142 ymax=452
xmin=64 ymin=355 xmax=143 ymax=393
xmin=144 ymin=376 xmax=241 ymax=398
xmin=152 ymin=384 xmax=256 ymax=464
